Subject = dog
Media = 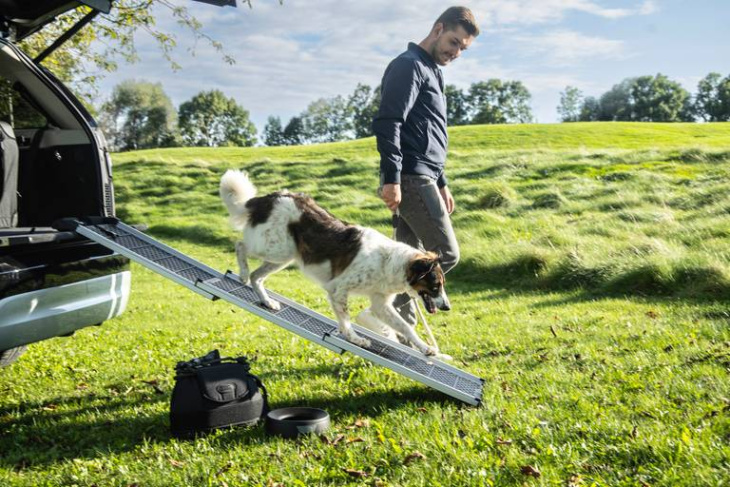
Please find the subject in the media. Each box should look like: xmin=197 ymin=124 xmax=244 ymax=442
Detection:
xmin=219 ymin=169 xmax=451 ymax=356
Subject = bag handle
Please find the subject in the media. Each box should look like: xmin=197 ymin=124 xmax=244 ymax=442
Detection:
xmin=175 ymin=349 xmax=252 ymax=376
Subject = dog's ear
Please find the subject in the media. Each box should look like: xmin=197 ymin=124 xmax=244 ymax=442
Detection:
xmin=408 ymin=257 xmax=437 ymax=285
xmin=436 ymin=249 xmax=443 ymax=264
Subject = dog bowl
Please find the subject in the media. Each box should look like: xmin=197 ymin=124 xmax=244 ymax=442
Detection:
xmin=265 ymin=407 xmax=330 ymax=439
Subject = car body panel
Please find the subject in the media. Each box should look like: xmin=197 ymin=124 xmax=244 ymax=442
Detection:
xmin=0 ymin=271 xmax=130 ymax=349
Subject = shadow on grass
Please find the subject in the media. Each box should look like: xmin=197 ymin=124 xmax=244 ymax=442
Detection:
xmin=0 ymin=379 xmax=458 ymax=469
xmin=449 ymin=255 xmax=730 ymax=304
xmin=525 ymin=290 xmax=730 ymax=312
xmin=266 ymin=385 xmax=457 ymax=417
xmin=0 ymin=390 xmax=170 ymax=469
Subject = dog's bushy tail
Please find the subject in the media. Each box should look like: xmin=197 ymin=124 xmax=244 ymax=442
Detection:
xmin=219 ymin=169 xmax=257 ymax=229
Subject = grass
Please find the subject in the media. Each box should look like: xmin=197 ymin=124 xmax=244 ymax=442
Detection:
xmin=2 ymin=122 xmax=730 ymax=486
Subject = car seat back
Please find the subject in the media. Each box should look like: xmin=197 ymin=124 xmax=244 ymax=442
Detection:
xmin=0 ymin=121 xmax=19 ymax=228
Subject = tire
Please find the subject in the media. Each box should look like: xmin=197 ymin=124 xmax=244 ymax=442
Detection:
xmin=0 ymin=346 xmax=27 ymax=367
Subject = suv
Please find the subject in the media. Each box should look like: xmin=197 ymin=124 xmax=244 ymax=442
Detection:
xmin=0 ymin=1 xmax=130 ymax=366
xmin=0 ymin=0 xmax=232 ymax=367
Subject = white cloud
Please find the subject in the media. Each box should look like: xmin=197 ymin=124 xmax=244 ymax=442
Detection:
xmin=638 ymin=0 xmax=659 ymax=15
xmin=514 ymin=30 xmax=626 ymax=65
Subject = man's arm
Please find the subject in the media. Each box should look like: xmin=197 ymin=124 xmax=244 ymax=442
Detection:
xmin=372 ymin=58 xmax=423 ymax=189
xmin=439 ymin=185 xmax=455 ymax=214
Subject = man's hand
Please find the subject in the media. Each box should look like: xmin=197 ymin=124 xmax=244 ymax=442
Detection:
xmin=439 ymin=185 xmax=455 ymax=214
xmin=381 ymin=183 xmax=401 ymax=212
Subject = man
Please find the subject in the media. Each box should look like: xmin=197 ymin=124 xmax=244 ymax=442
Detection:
xmin=372 ymin=6 xmax=479 ymax=326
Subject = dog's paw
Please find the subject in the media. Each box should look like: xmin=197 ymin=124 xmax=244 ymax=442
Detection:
xmin=421 ymin=345 xmax=439 ymax=357
xmin=396 ymin=333 xmax=415 ymax=347
xmin=347 ymin=334 xmax=371 ymax=348
xmin=260 ymin=299 xmax=281 ymax=311
xmin=434 ymin=352 xmax=453 ymax=361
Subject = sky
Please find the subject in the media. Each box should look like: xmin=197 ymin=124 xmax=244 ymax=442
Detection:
xmin=95 ymin=0 xmax=730 ymax=134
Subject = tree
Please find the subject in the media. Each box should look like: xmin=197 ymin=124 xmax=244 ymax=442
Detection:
xmin=445 ymin=85 xmax=470 ymax=126
xmin=594 ymin=75 xmax=690 ymax=122
xmin=99 ymin=80 xmax=178 ymax=151
xmin=348 ymin=83 xmax=380 ymax=139
xmin=694 ymin=73 xmax=730 ymax=122
xmin=679 ymin=95 xmax=697 ymax=122
xmin=263 ymin=116 xmax=286 ymax=146
xmin=282 ymin=116 xmax=305 ymax=146
xmin=468 ymin=79 xmax=533 ymax=124
xmin=578 ymin=96 xmax=601 ymax=121
xmin=301 ymin=96 xmax=352 ymax=143
xmin=20 ymin=2 xmax=235 ymax=108
xmin=557 ymin=86 xmax=583 ymax=122
xmin=598 ymin=78 xmax=634 ymax=121
xmin=179 ymin=90 xmax=256 ymax=147
xmin=467 ymin=80 xmax=502 ymax=123
xmin=630 ymin=74 xmax=689 ymax=122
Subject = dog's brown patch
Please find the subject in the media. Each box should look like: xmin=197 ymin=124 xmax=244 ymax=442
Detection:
xmin=287 ymin=194 xmax=362 ymax=278
xmin=245 ymin=192 xmax=286 ymax=227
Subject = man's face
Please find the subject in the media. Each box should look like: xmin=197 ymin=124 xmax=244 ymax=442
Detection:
xmin=431 ymin=24 xmax=474 ymax=66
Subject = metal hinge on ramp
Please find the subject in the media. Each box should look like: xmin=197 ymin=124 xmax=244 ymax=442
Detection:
xmin=57 ymin=217 xmax=484 ymax=406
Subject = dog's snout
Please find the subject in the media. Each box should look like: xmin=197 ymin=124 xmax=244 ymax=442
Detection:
xmin=434 ymin=292 xmax=451 ymax=311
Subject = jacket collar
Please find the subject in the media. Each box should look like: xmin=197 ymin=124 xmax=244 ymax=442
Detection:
xmin=408 ymin=42 xmax=438 ymax=70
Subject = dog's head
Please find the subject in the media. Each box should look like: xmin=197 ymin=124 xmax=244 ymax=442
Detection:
xmin=407 ymin=251 xmax=450 ymax=314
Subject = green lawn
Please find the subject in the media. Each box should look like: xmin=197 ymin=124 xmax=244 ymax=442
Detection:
xmin=2 ymin=122 xmax=729 ymax=486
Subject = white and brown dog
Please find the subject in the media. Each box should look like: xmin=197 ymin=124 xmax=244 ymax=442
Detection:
xmin=219 ymin=169 xmax=450 ymax=356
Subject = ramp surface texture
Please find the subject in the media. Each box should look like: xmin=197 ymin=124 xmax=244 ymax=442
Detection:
xmin=68 ymin=218 xmax=483 ymax=405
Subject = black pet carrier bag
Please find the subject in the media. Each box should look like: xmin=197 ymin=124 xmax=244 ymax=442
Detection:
xmin=170 ymin=350 xmax=269 ymax=438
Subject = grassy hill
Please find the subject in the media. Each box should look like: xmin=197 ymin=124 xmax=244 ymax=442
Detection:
xmin=2 ymin=122 xmax=730 ymax=486
xmin=113 ymin=122 xmax=730 ymax=299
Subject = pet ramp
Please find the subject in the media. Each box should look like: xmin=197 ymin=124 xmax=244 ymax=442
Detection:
xmin=56 ymin=217 xmax=484 ymax=406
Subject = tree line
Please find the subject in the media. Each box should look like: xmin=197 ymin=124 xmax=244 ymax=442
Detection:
xmin=558 ymin=72 xmax=730 ymax=122
xmin=100 ymin=72 xmax=729 ymax=151
xmin=99 ymin=77 xmax=536 ymax=150
xmin=261 ymin=79 xmax=534 ymax=146
xmin=99 ymin=80 xmax=256 ymax=151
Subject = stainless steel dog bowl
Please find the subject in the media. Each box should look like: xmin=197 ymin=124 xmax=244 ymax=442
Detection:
xmin=265 ymin=407 xmax=330 ymax=439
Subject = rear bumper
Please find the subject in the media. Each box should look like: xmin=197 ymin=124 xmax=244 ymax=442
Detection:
xmin=0 ymin=271 xmax=131 ymax=350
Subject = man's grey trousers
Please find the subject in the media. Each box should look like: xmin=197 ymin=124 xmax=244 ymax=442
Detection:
xmin=391 ymin=174 xmax=460 ymax=325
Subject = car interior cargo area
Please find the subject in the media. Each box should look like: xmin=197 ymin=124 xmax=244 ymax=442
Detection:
xmin=0 ymin=41 xmax=104 ymax=235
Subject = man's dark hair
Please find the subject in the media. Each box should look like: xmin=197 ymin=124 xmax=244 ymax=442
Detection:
xmin=435 ymin=6 xmax=480 ymax=37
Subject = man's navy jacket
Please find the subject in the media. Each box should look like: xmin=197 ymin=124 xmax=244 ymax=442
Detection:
xmin=373 ymin=43 xmax=448 ymax=188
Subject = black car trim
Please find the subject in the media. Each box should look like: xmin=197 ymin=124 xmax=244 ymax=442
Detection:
xmin=35 ymin=9 xmax=101 ymax=63
xmin=0 ymin=239 xmax=130 ymax=299
xmin=0 ymin=229 xmax=78 ymax=247
xmin=0 ymin=1 xmax=112 ymax=42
